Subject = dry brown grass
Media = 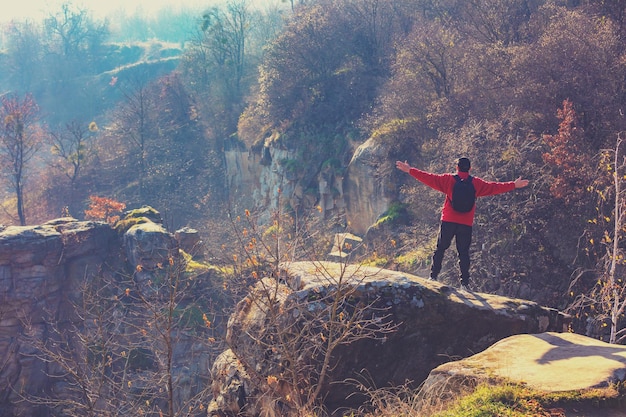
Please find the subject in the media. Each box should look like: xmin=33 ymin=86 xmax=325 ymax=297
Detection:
xmin=349 ymin=373 xmax=479 ymax=417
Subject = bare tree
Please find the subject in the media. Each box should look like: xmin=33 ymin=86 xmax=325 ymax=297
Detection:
xmin=110 ymin=75 xmax=155 ymax=201
xmin=200 ymin=0 xmax=251 ymax=102
xmin=2 ymin=19 xmax=45 ymax=92
xmin=24 ymin=278 xmax=128 ymax=417
xmin=44 ymin=2 xmax=109 ymax=67
xmin=0 ymin=93 xmax=43 ymax=225
xmin=24 ymin=220 xmax=222 ymax=416
xmin=570 ymin=132 xmax=626 ymax=344
xmin=599 ymin=134 xmax=626 ymax=344
xmin=225 ymin=204 xmax=397 ymax=415
xmin=49 ymin=120 xmax=96 ymax=214
xmin=122 ymin=250 xmax=219 ymax=417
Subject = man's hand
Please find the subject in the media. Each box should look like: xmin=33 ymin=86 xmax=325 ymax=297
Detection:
xmin=396 ymin=160 xmax=411 ymax=173
xmin=514 ymin=177 xmax=529 ymax=189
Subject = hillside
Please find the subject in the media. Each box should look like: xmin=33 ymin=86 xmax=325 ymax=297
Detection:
xmin=0 ymin=0 xmax=625 ymax=351
xmin=0 ymin=39 xmax=182 ymax=126
xmin=3 ymin=215 xmax=624 ymax=417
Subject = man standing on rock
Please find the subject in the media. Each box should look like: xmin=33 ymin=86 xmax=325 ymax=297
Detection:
xmin=396 ymin=157 xmax=529 ymax=291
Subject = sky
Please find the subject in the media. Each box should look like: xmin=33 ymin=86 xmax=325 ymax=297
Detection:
xmin=2 ymin=0 xmax=211 ymax=22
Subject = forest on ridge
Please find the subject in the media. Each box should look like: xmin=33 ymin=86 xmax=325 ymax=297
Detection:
xmin=2 ymin=0 xmax=626 ymax=340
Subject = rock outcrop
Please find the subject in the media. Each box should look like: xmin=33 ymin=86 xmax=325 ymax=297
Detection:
xmin=224 ymin=147 xmax=301 ymax=223
xmin=0 ymin=218 xmax=118 ymax=416
xmin=422 ymin=332 xmax=626 ymax=414
xmin=0 ymin=213 xmax=214 ymax=417
xmin=344 ymin=138 xmax=393 ymax=235
xmin=6 ymin=216 xmax=610 ymax=417
xmin=224 ymin=137 xmax=391 ymax=235
xmin=208 ymin=261 xmax=569 ymax=416
xmin=426 ymin=332 xmax=626 ymax=392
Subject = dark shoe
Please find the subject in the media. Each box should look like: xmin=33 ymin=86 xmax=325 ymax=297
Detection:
xmin=460 ymin=284 xmax=471 ymax=292
xmin=429 ymin=274 xmax=437 ymax=281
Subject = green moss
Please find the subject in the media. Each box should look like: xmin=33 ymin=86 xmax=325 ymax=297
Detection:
xmin=279 ymin=158 xmax=300 ymax=173
xmin=263 ymin=224 xmax=282 ymax=240
xmin=113 ymin=216 xmax=150 ymax=234
xmin=433 ymin=382 xmax=625 ymax=417
xmin=113 ymin=205 xmax=162 ymax=234
xmin=219 ymin=265 xmax=235 ymax=275
xmin=395 ymin=252 xmax=423 ymax=269
xmin=180 ymin=250 xmax=214 ymax=273
xmin=375 ymin=202 xmax=408 ymax=227
xmin=370 ymin=118 xmax=417 ymax=140
xmin=365 ymin=257 xmax=389 ymax=267
xmin=124 ymin=206 xmax=161 ymax=223
xmin=396 ymin=245 xmax=434 ymax=268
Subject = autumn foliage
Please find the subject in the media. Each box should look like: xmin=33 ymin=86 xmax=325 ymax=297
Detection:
xmin=542 ymin=100 xmax=593 ymax=206
xmin=84 ymin=195 xmax=126 ymax=224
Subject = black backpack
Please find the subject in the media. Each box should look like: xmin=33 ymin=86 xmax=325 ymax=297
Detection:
xmin=451 ymin=175 xmax=475 ymax=213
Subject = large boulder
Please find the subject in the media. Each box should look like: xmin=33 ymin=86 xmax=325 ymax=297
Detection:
xmin=422 ymin=332 xmax=626 ymax=414
xmin=209 ymin=261 xmax=569 ymax=415
xmin=426 ymin=332 xmax=626 ymax=392
xmin=124 ymin=219 xmax=177 ymax=268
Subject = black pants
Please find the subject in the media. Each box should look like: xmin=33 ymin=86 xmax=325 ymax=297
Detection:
xmin=430 ymin=221 xmax=473 ymax=285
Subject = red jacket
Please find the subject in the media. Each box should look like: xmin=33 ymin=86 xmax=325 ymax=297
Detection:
xmin=408 ymin=168 xmax=515 ymax=226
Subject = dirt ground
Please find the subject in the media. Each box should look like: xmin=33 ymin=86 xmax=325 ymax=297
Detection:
xmin=558 ymin=405 xmax=626 ymax=417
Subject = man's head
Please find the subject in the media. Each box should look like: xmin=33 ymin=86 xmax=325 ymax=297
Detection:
xmin=457 ymin=157 xmax=471 ymax=172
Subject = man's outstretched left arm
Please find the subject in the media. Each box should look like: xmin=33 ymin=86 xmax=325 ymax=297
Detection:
xmin=514 ymin=177 xmax=529 ymax=189
xmin=475 ymin=176 xmax=529 ymax=197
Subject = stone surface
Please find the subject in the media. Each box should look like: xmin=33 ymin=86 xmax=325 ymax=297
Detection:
xmin=422 ymin=332 xmax=626 ymax=416
xmin=328 ymin=232 xmax=363 ymax=260
xmin=345 ymin=138 xmax=393 ymax=235
xmin=124 ymin=220 xmax=175 ymax=269
xmin=175 ymin=226 xmax=202 ymax=256
xmin=210 ymin=261 xmax=569 ymax=415
xmin=224 ymin=137 xmax=391 ymax=236
xmin=208 ymin=349 xmax=257 ymax=417
xmin=0 ymin=213 xmax=213 ymax=417
xmin=427 ymin=332 xmax=626 ymax=391
xmin=0 ymin=218 xmax=118 ymax=417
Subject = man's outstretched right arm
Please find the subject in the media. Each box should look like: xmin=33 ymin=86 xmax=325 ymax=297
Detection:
xmin=396 ymin=160 xmax=411 ymax=173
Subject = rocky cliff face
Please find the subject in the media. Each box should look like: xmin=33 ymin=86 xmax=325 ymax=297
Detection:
xmin=344 ymin=138 xmax=394 ymax=235
xmin=2 ymin=216 xmax=593 ymax=417
xmin=208 ymin=261 xmax=569 ymax=416
xmin=225 ymin=138 xmax=391 ymax=235
xmin=224 ymin=148 xmax=300 ymax=222
xmin=0 ymin=213 xmax=215 ymax=417
xmin=0 ymin=218 xmax=119 ymax=416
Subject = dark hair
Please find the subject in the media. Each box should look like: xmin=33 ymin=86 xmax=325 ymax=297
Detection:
xmin=457 ymin=157 xmax=471 ymax=172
